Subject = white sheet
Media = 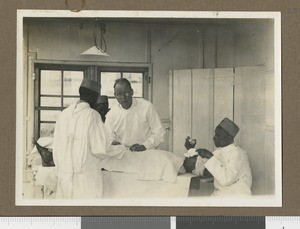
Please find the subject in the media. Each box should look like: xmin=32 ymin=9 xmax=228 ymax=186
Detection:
xmin=32 ymin=168 xmax=192 ymax=199
xmin=137 ymin=150 xmax=184 ymax=183
xmin=101 ymin=149 xmax=185 ymax=183
xmin=102 ymin=171 xmax=193 ymax=198
xmin=33 ymin=166 xmax=57 ymax=192
xmin=32 ymin=149 xmax=189 ymax=199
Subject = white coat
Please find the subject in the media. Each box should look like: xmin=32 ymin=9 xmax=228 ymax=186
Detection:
xmin=105 ymin=98 xmax=165 ymax=149
xmin=204 ymin=144 xmax=252 ymax=196
xmin=53 ymin=101 xmax=124 ymax=199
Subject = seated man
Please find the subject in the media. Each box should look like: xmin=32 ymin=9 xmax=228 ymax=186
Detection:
xmin=182 ymin=118 xmax=252 ymax=196
xmin=105 ymin=78 xmax=165 ymax=152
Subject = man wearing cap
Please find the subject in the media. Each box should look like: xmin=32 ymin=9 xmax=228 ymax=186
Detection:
xmin=105 ymin=78 xmax=165 ymax=152
xmin=93 ymin=95 xmax=110 ymax=122
xmin=52 ymin=78 xmax=125 ymax=199
xmin=184 ymin=118 xmax=252 ymax=196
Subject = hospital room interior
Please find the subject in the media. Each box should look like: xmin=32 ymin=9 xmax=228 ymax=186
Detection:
xmin=21 ymin=16 xmax=275 ymax=200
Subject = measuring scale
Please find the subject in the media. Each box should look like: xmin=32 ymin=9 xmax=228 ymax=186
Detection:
xmin=0 ymin=217 xmax=299 ymax=229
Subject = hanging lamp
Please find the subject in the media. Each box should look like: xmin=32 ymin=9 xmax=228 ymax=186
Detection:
xmin=79 ymin=19 xmax=110 ymax=57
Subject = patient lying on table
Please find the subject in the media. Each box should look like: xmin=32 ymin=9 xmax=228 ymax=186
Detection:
xmin=29 ymin=136 xmax=212 ymax=199
xmin=101 ymin=146 xmax=185 ymax=183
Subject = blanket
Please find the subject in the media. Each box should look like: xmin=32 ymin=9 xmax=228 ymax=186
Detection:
xmin=101 ymin=149 xmax=185 ymax=183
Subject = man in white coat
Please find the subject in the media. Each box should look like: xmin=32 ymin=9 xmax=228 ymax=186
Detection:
xmin=185 ymin=118 xmax=252 ymax=196
xmin=105 ymin=78 xmax=165 ymax=152
xmin=53 ymin=78 xmax=124 ymax=199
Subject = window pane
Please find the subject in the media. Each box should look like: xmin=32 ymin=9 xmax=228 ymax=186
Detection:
xmin=101 ymin=72 xmax=121 ymax=96
xmin=63 ymin=97 xmax=79 ymax=107
xmin=123 ymin=72 xmax=143 ymax=97
xmin=40 ymin=97 xmax=61 ymax=107
xmin=63 ymin=71 xmax=83 ymax=95
xmin=40 ymin=110 xmax=61 ymax=122
xmin=40 ymin=123 xmax=55 ymax=138
xmin=41 ymin=70 xmax=61 ymax=95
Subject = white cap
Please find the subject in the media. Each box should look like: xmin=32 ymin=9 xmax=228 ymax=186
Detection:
xmin=80 ymin=78 xmax=100 ymax=93
xmin=218 ymin=118 xmax=240 ymax=137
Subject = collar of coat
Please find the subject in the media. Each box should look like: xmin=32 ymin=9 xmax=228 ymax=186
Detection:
xmin=72 ymin=100 xmax=90 ymax=114
xmin=215 ymin=143 xmax=236 ymax=154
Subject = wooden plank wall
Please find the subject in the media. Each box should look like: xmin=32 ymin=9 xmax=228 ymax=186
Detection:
xmin=172 ymin=69 xmax=192 ymax=156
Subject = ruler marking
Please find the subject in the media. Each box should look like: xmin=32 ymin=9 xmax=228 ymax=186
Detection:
xmin=0 ymin=216 xmax=300 ymax=228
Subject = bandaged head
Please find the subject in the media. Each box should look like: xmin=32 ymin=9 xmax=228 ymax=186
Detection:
xmin=183 ymin=149 xmax=207 ymax=176
xmin=184 ymin=148 xmax=198 ymax=158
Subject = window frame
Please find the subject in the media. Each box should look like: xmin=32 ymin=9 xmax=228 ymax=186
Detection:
xmin=33 ymin=61 xmax=151 ymax=141
xmin=34 ymin=65 xmax=87 ymax=140
xmin=97 ymin=66 xmax=149 ymax=102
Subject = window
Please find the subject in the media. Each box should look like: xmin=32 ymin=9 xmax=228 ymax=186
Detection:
xmin=35 ymin=68 xmax=84 ymax=139
xmin=34 ymin=63 xmax=149 ymax=140
xmin=100 ymin=71 xmax=145 ymax=108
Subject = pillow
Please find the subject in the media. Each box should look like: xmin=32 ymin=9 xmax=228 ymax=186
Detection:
xmin=137 ymin=150 xmax=184 ymax=183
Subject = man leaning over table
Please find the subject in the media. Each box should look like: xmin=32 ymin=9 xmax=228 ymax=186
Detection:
xmin=105 ymin=78 xmax=165 ymax=152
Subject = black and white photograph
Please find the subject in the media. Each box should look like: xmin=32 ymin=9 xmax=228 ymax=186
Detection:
xmin=16 ymin=10 xmax=281 ymax=206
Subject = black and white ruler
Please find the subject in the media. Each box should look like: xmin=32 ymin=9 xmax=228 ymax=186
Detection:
xmin=0 ymin=216 xmax=299 ymax=228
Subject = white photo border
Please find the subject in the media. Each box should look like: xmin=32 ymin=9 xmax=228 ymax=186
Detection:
xmin=16 ymin=10 xmax=281 ymax=207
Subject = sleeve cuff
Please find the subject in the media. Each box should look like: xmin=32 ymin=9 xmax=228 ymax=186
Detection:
xmin=204 ymin=156 xmax=221 ymax=175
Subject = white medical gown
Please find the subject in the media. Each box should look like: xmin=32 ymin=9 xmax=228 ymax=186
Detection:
xmin=105 ymin=98 xmax=165 ymax=149
xmin=205 ymin=144 xmax=252 ymax=196
xmin=53 ymin=101 xmax=124 ymax=199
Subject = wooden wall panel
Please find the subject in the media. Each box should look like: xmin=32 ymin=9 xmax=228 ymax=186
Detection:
xmin=235 ymin=66 xmax=270 ymax=195
xmin=192 ymin=69 xmax=214 ymax=151
xmin=213 ymin=68 xmax=234 ymax=131
xmin=171 ymin=68 xmax=234 ymax=154
xmin=172 ymin=69 xmax=192 ymax=156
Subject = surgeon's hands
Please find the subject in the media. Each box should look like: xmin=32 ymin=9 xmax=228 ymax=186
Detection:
xmin=196 ymin=148 xmax=213 ymax=159
xmin=185 ymin=136 xmax=197 ymax=150
xmin=130 ymin=144 xmax=147 ymax=152
xmin=111 ymin=140 xmax=121 ymax=145
xmin=112 ymin=141 xmax=146 ymax=151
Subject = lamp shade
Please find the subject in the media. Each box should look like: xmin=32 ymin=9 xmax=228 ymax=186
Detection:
xmin=79 ymin=45 xmax=110 ymax=57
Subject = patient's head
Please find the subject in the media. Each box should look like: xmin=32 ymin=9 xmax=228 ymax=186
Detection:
xmin=183 ymin=155 xmax=197 ymax=173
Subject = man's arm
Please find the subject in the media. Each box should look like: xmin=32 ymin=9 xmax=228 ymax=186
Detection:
xmin=52 ymin=115 xmax=61 ymax=173
xmin=89 ymin=112 xmax=125 ymax=160
xmin=196 ymin=148 xmax=213 ymax=159
xmin=104 ymin=111 xmax=119 ymax=145
xmin=204 ymin=150 xmax=243 ymax=186
xmin=141 ymin=103 xmax=165 ymax=150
